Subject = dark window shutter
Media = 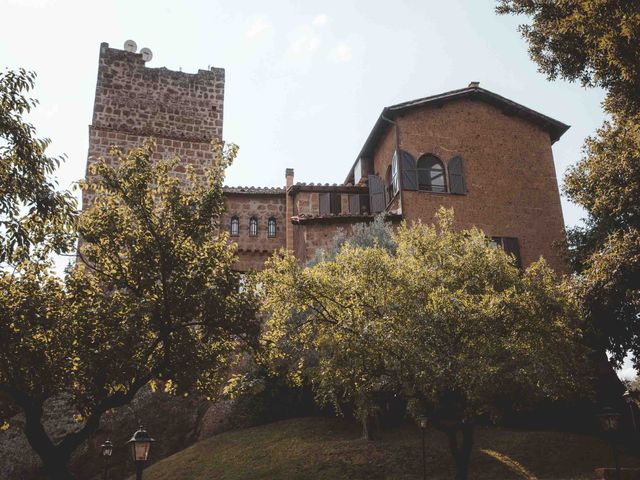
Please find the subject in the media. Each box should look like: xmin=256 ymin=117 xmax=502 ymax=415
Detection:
xmin=400 ymin=150 xmax=417 ymax=191
xmin=319 ymin=193 xmax=330 ymax=215
xmin=330 ymin=193 xmax=341 ymax=214
xmin=349 ymin=194 xmax=360 ymax=214
xmin=448 ymin=156 xmax=465 ymax=194
xmin=502 ymin=237 xmax=522 ymax=269
xmin=369 ymin=175 xmax=386 ymax=213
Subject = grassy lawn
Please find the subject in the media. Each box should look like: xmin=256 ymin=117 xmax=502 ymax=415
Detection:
xmin=135 ymin=417 xmax=640 ymax=480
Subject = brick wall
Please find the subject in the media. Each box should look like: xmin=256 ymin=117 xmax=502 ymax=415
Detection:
xmin=380 ymin=98 xmax=566 ymax=272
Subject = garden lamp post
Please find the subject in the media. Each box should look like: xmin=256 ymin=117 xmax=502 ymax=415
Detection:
xmin=417 ymin=415 xmax=429 ymax=480
xmin=100 ymin=440 xmax=113 ymax=480
xmin=126 ymin=426 xmax=155 ymax=480
xmin=598 ymin=407 xmax=622 ymax=480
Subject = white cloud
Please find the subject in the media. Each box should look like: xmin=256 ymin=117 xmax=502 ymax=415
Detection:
xmin=286 ymin=15 xmax=331 ymax=58
xmin=330 ymin=42 xmax=352 ymax=62
xmin=288 ymin=26 xmax=320 ymax=56
xmin=312 ymin=14 xmax=329 ymax=27
xmin=246 ymin=17 xmax=272 ymax=40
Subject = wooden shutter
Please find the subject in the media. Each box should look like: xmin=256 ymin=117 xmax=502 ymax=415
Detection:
xmin=400 ymin=150 xmax=417 ymax=191
xmin=369 ymin=175 xmax=386 ymax=213
xmin=319 ymin=193 xmax=330 ymax=215
xmin=448 ymin=156 xmax=465 ymax=194
xmin=502 ymin=237 xmax=522 ymax=269
xmin=349 ymin=194 xmax=360 ymax=214
xmin=330 ymin=193 xmax=341 ymax=215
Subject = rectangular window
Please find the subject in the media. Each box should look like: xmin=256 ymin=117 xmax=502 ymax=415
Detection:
xmin=319 ymin=193 xmax=342 ymax=215
xmin=491 ymin=236 xmax=522 ymax=269
xmin=349 ymin=194 xmax=370 ymax=214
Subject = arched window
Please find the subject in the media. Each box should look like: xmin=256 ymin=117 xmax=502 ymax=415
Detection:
xmin=230 ymin=216 xmax=239 ymax=237
xmin=249 ymin=217 xmax=258 ymax=237
xmin=417 ymin=155 xmax=447 ymax=193
xmin=267 ymin=217 xmax=276 ymax=237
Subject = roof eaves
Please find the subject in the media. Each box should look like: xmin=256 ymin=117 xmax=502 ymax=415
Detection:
xmin=344 ymin=108 xmax=392 ymax=185
xmin=386 ymin=86 xmax=570 ymax=143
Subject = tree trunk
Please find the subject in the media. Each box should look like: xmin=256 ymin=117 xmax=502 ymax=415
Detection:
xmin=594 ymin=349 xmax=626 ymax=408
xmin=361 ymin=415 xmax=374 ymax=440
xmin=23 ymin=403 xmax=75 ymax=480
xmin=40 ymin=457 xmax=75 ymax=480
xmin=446 ymin=423 xmax=474 ymax=480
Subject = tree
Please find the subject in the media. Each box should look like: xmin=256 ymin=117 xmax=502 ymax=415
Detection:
xmin=0 ymin=138 xmax=259 ymax=479
xmin=306 ymin=213 xmax=396 ymax=266
xmin=495 ymin=0 xmax=640 ymax=118
xmin=0 ymin=69 xmax=76 ymax=263
xmin=564 ymin=119 xmax=640 ymax=369
xmin=259 ymin=210 xmax=588 ymax=480
xmin=496 ymin=0 xmax=640 ymax=391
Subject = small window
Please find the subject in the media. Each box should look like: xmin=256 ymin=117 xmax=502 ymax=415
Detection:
xmin=319 ymin=193 xmax=342 ymax=215
xmin=249 ymin=217 xmax=258 ymax=237
xmin=491 ymin=236 xmax=522 ymax=269
xmin=417 ymin=155 xmax=447 ymax=193
xmin=268 ymin=217 xmax=276 ymax=237
xmin=230 ymin=216 xmax=239 ymax=237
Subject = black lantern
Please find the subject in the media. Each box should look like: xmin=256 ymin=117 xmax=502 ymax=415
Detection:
xmin=100 ymin=440 xmax=113 ymax=457
xmin=100 ymin=439 xmax=113 ymax=480
xmin=598 ymin=407 xmax=622 ymax=432
xmin=127 ymin=426 xmax=155 ymax=480
xmin=417 ymin=415 xmax=429 ymax=430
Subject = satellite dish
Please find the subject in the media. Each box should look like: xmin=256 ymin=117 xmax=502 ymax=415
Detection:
xmin=140 ymin=48 xmax=153 ymax=62
xmin=123 ymin=40 xmax=137 ymax=53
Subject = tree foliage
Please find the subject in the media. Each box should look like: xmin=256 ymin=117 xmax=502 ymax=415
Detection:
xmin=306 ymin=213 xmax=396 ymax=266
xmin=259 ymin=210 xmax=588 ymax=480
xmin=0 ymin=69 xmax=76 ymax=263
xmin=0 ymin=139 xmax=258 ymax=479
xmin=564 ymin=118 xmax=640 ymax=366
xmin=497 ymin=0 xmax=640 ymax=377
xmin=496 ymin=0 xmax=640 ymax=117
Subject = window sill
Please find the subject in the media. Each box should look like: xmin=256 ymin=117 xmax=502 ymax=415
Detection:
xmin=411 ymin=189 xmax=467 ymax=196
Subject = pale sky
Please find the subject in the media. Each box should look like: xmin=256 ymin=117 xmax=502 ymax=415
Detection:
xmin=2 ymin=0 xmax=633 ymax=378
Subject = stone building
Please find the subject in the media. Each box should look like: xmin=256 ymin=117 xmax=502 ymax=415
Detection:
xmin=84 ymin=43 xmax=569 ymax=273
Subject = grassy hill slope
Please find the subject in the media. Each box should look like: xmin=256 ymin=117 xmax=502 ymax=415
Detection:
xmin=136 ymin=417 xmax=640 ymax=480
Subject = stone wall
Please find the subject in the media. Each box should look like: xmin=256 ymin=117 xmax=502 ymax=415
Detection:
xmin=221 ymin=192 xmax=286 ymax=270
xmin=83 ymin=43 xmax=224 ymax=210
xmin=91 ymin=43 xmax=223 ymax=141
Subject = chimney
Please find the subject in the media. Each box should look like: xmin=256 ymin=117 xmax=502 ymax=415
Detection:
xmin=285 ymin=168 xmax=295 ymax=252
xmin=468 ymin=81 xmax=480 ymax=88
xmin=285 ymin=168 xmax=294 ymax=188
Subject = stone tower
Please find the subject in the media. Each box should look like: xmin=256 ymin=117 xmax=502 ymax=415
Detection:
xmin=83 ymin=42 xmax=225 ymax=209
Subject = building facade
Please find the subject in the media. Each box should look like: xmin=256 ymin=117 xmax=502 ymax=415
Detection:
xmin=84 ymin=43 xmax=569 ymax=273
